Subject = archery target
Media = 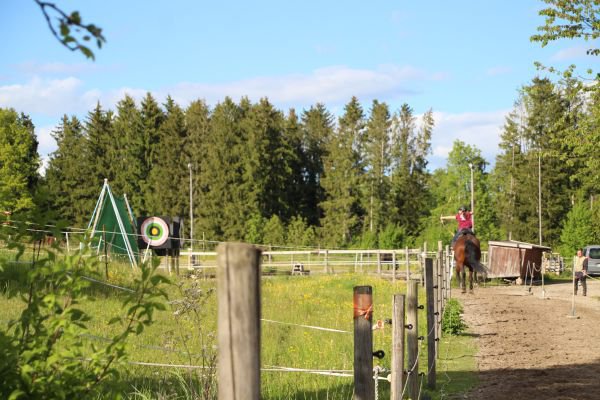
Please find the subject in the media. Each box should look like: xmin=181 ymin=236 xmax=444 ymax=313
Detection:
xmin=140 ymin=217 xmax=170 ymax=247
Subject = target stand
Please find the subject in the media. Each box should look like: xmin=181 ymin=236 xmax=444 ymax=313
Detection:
xmin=137 ymin=216 xmax=182 ymax=275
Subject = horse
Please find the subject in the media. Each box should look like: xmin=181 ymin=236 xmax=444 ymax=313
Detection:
xmin=453 ymin=232 xmax=487 ymax=293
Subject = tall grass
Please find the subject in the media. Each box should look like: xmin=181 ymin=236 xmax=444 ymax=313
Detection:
xmin=0 ymin=256 xmax=477 ymax=399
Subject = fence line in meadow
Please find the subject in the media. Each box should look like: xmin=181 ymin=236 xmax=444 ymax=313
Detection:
xmin=215 ymin=241 xmax=451 ymax=400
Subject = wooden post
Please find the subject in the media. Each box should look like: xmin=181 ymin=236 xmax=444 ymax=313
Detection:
xmin=392 ymin=250 xmax=397 ymax=282
xmin=405 ymin=247 xmax=410 ymax=281
xmin=407 ymin=280 xmax=419 ymax=399
xmin=377 ymin=249 xmax=381 ymax=277
xmin=421 ymin=242 xmax=427 ymax=287
xmin=325 ymin=250 xmax=329 ymax=274
xmin=425 ymin=259 xmax=436 ymax=389
xmin=65 ymin=231 xmax=70 ymax=254
xmin=217 ymin=243 xmax=262 ymax=400
xmin=391 ymin=294 xmax=405 ymax=400
xmin=434 ymin=257 xmax=441 ymax=360
xmin=353 ymin=286 xmax=374 ymax=400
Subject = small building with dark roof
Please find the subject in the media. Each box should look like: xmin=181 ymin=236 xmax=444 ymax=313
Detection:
xmin=486 ymin=240 xmax=552 ymax=280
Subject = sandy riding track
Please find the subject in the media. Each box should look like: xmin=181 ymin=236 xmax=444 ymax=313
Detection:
xmin=456 ymin=279 xmax=600 ymax=400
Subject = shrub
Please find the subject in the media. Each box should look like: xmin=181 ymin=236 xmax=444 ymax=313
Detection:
xmin=442 ymin=298 xmax=468 ymax=335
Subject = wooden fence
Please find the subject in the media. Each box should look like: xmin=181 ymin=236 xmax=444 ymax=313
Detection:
xmin=216 ymin=241 xmax=451 ymax=400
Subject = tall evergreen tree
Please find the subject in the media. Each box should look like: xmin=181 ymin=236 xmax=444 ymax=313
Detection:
xmin=197 ymin=97 xmax=245 ymax=240
xmin=185 ymin=99 xmax=211 ymax=240
xmin=363 ymin=100 xmax=391 ymax=235
xmin=300 ymin=104 xmax=334 ymax=226
xmin=111 ymin=95 xmax=145 ymax=213
xmin=240 ymin=97 xmax=292 ymax=221
xmin=45 ymin=115 xmax=88 ymax=225
xmin=139 ymin=93 xmax=165 ymax=214
xmin=320 ymin=97 xmax=365 ymax=247
xmin=146 ymin=96 xmax=189 ymax=218
xmin=389 ymin=104 xmax=430 ymax=235
xmin=82 ymin=102 xmax=114 ymax=220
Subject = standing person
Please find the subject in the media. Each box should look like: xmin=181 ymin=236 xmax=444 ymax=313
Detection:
xmin=574 ymin=248 xmax=588 ymax=296
xmin=440 ymin=205 xmax=474 ymax=245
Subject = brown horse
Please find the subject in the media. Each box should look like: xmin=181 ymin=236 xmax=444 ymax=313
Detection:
xmin=453 ymin=233 xmax=487 ymax=293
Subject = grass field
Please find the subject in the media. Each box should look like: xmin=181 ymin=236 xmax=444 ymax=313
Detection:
xmin=0 ymin=250 xmax=478 ymax=399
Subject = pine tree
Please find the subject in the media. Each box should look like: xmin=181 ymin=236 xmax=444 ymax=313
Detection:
xmin=185 ymin=99 xmax=211 ymax=240
xmin=111 ymin=95 xmax=145 ymax=213
xmin=45 ymin=115 xmax=88 ymax=225
xmin=146 ymin=96 xmax=189 ymax=218
xmin=319 ymin=97 xmax=365 ymax=247
xmin=82 ymin=102 xmax=114 ymax=221
xmin=240 ymin=97 xmax=292 ymax=221
xmin=197 ymin=97 xmax=245 ymax=240
xmin=139 ymin=93 xmax=165 ymax=214
xmin=299 ymin=104 xmax=334 ymax=227
xmin=388 ymin=106 xmax=435 ymax=239
xmin=363 ymin=100 xmax=391 ymax=235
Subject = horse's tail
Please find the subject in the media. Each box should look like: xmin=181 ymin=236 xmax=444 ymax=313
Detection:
xmin=465 ymin=239 xmax=488 ymax=275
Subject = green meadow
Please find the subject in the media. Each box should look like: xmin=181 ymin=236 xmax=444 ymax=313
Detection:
xmin=0 ymin=253 xmax=477 ymax=399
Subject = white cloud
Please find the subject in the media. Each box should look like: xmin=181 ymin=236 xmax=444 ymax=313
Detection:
xmin=0 ymin=76 xmax=96 ymax=115
xmin=0 ymin=65 xmax=446 ymax=117
xmin=166 ymin=64 xmax=440 ymax=107
xmin=551 ymin=45 xmax=588 ymax=61
xmin=428 ymin=109 xmax=509 ymax=170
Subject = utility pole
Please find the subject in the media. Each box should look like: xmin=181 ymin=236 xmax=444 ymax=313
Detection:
xmin=538 ymin=151 xmax=542 ymax=246
xmin=188 ymin=162 xmax=194 ymax=260
xmin=469 ymin=163 xmax=475 ymax=232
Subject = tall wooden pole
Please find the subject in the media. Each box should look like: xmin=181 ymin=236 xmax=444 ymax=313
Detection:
xmin=353 ymin=286 xmax=374 ymax=400
xmin=425 ymin=259 xmax=436 ymax=389
xmin=217 ymin=243 xmax=262 ymax=400
xmin=407 ymin=280 xmax=419 ymax=399
xmin=538 ymin=151 xmax=542 ymax=245
xmin=391 ymin=294 xmax=405 ymax=400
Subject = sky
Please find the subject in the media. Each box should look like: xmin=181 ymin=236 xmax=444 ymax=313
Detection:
xmin=1 ymin=0 xmax=598 ymax=171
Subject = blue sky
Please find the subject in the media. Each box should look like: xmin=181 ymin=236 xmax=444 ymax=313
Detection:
xmin=1 ymin=0 xmax=597 ymax=170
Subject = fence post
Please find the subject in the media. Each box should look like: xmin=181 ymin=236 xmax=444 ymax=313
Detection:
xmin=217 ymin=242 xmax=261 ymax=400
xmin=391 ymin=294 xmax=405 ymax=400
xmin=407 ymin=280 xmax=419 ymax=399
xmin=446 ymin=244 xmax=452 ymax=299
xmin=425 ymin=259 xmax=436 ymax=389
xmin=435 ymin=244 xmax=442 ymax=359
xmin=392 ymin=250 xmax=397 ymax=283
xmin=377 ymin=249 xmax=381 ymax=277
xmin=65 ymin=231 xmax=70 ymax=254
xmin=405 ymin=247 xmax=410 ymax=281
xmin=353 ymin=286 xmax=374 ymax=400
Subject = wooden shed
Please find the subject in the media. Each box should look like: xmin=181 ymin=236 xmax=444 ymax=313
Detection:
xmin=487 ymin=240 xmax=551 ymax=280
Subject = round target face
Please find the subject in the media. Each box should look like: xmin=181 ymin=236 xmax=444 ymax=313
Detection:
xmin=140 ymin=217 xmax=169 ymax=246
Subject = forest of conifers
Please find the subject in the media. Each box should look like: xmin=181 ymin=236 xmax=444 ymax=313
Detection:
xmin=2 ymin=74 xmax=600 ymax=254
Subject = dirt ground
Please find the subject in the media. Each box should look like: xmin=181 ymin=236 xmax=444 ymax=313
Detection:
xmin=455 ymin=277 xmax=600 ymax=400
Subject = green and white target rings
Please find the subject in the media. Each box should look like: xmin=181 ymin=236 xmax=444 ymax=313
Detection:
xmin=140 ymin=217 xmax=169 ymax=246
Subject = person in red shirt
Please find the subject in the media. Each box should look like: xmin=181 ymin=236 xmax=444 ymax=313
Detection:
xmin=440 ymin=205 xmax=474 ymax=245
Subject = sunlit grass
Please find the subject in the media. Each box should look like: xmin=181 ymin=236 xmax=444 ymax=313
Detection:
xmin=0 ymin=260 xmax=477 ymax=399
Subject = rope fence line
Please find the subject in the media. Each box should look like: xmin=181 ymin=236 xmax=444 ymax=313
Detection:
xmin=261 ymin=318 xmax=350 ymax=334
xmin=399 ymin=335 xmax=425 ymax=399
xmin=79 ymin=275 xmax=136 ymax=293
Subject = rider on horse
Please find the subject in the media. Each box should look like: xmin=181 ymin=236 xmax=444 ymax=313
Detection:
xmin=440 ymin=205 xmax=474 ymax=246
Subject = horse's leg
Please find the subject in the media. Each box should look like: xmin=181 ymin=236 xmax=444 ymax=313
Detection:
xmin=457 ymin=265 xmax=466 ymax=294
xmin=468 ymin=268 xmax=474 ymax=293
